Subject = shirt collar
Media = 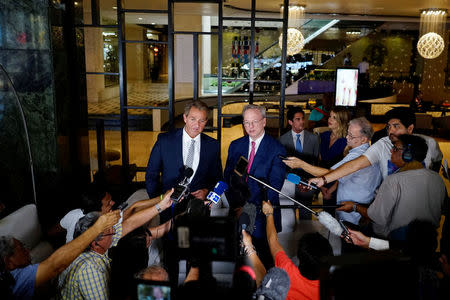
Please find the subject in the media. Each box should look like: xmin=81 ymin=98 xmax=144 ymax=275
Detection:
xmin=291 ymin=129 xmax=303 ymax=138
xmin=183 ymin=127 xmax=201 ymax=142
xmin=349 ymin=142 xmax=370 ymax=153
xmin=249 ymin=131 xmax=265 ymax=145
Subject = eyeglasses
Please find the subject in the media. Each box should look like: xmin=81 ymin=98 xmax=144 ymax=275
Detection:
xmin=243 ymin=118 xmax=263 ymax=127
xmin=346 ymin=132 xmax=362 ymax=140
xmin=392 ymin=145 xmax=404 ymax=152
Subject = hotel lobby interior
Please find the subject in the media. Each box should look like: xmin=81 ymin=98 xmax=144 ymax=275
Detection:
xmin=1 ymin=0 xmax=450 ymax=298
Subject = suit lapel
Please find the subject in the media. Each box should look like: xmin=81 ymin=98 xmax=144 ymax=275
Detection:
xmin=193 ymin=134 xmax=207 ymax=182
xmin=175 ymin=129 xmax=184 ymax=171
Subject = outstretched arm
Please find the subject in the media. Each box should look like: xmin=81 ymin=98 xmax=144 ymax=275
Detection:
xmin=35 ymin=210 xmax=120 ymax=287
xmin=262 ymin=201 xmax=283 ymax=258
xmin=122 ymin=189 xmax=174 ymax=237
xmin=309 ymin=155 xmax=371 ymax=187
xmin=242 ymin=230 xmax=266 ymax=287
xmin=283 ymin=157 xmax=329 ymax=177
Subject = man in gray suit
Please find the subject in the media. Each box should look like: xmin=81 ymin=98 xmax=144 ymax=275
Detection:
xmin=279 ymin=107 xmax=319 ymax=162
xmin=279 ymin=107 xmax=319 ymax=220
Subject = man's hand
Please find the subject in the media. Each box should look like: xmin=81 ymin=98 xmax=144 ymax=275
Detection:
xmin=347 ymin=229 xmax=370 ymax=248
xmin=336 ymin=201 xmax=355 ymax=212
xmin=191 ymin=188 xmax=208 ymax=200
xmin=297 ymin=183 xmax=310 ymax=193
xmin=282 ymin=157 xmax=303 ymax=169
xmin=159 ymin=189 xmax=174 ymax=210
xmin=308 ymin=177 xmax=325 ymax=187
xmin=94 ymin=210 xmax=120 ymax=232
xmin=262 ymin=201 xmax=273 ymax=216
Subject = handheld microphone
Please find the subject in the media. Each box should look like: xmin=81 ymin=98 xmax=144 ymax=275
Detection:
xmin=117 ymin=202 xmax=128 ymax=211
xmin=170 ymin=167 xmax=194 ymax=202
xmin=206 ymin=181 xmax=229 ymax=204
xmin=239 ymin=202 xmax=256 ymax=235
xmin=286 ymin=173 xmax=319 ymax=190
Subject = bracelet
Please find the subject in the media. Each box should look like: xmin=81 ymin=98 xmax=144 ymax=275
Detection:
xmin=321 ymin=175 xmax=328 ymax=185
xmin=160 ymin=194 xmax=163 ymax=201
xmin=155 ymin=204 xmax=162 ymax=213
xmin=265 ymin=212 xmax=273 ymax=217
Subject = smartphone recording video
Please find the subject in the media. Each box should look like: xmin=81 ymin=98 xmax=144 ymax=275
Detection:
xmin=234 ymin=156 xmax=249 ymax=177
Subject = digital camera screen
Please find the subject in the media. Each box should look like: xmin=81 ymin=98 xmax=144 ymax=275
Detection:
xmin=137 ymin=282 xmax=171 ymax=300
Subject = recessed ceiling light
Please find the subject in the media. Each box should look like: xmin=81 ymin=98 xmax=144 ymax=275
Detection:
xmin=112 ymin=6 xmax=117 ymax=10
xmin=138 ymin=17 xmax=143 ymax=20
xmin=151 ymin=22 xmax=156 ymax=25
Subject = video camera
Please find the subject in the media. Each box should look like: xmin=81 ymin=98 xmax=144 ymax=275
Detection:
xmin=174 ymin=214 xmax=237 ymax=262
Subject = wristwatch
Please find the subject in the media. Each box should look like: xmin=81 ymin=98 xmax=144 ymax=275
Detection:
xmin=155 ymin=204 xmax=162 ymax=213
xmin=353 ymin=203 xmax=357 ymax=212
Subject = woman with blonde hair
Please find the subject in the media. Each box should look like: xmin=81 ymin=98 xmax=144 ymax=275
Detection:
xmin=318 ymin=107 xmax=350 ymax=169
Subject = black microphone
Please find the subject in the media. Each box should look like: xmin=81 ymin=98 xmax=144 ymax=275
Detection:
xmin=239 ymin=202 xmax=257 ymax=235
xmin=170 ymin=167 xmax=194 ymax=202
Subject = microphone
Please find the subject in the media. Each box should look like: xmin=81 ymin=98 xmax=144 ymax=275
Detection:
xmin=286 ymin=173 xmax=318 ymax=190
xmin=206 ymin=181 xmax=229 ymax=204
xmin=232 ymin=156 xmax=343 ymax=236
xmin=255 ymin=267 xmax=290 ymax=300
xmin=170 ymin=167 xmax=194 ymax=202
xmin=317 ymin=211 xmax=343 ymax=236
xmin=239 ymin=202 xmax=256 ymax=235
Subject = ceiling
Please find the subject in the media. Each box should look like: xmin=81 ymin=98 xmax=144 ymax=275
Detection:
xmin=225 ymin=0 xmax=450 ymax=18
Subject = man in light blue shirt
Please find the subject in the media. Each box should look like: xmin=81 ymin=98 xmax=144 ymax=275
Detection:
xmin=283 ymin=117 xmax=382 ymax=226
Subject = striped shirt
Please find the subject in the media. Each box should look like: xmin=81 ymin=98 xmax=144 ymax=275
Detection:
xmin=59 ymin=223 xmax=122 ymax=300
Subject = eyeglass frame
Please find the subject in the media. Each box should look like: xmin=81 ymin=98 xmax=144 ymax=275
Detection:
xmin=346 ymin=132 xmax=363 ymax=140
xmin=243 ymin=118 xmax=264 ymax=127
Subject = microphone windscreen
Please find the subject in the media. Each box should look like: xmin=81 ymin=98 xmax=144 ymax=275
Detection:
xmin=238 ymin=213 xmax=250 ymax=231
xmin=318 ymin=211 xmax=343 ymax=236
xmin=241 ymin=202 xmax=256 ymax=235
xmin=286 ymin=173 xmax=301 ymax=185
xmin=255 ymin=267 xmax=290 ymax=300
xmin=184 ymin=167 xmax=194 ymax=178
xmin=214 ymin=181 xmax=228 ymax=195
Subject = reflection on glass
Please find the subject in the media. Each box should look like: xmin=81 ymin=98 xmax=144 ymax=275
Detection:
xmin=125 ymin=13 xmax=168 ymax=40
xmin=0 ymin=65 xmax=36 ymax=215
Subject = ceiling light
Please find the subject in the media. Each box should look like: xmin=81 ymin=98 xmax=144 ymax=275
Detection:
xmin=417 ymin=8 xmax=447 ymax=59
xmin=279 ymin=5 xmax=306 ymax=56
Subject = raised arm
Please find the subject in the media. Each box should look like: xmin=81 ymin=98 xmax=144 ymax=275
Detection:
xmin=35 ymin=210 xmax=120 ymax=287
xmin=309 ymin=155 xmax=371 ymax=187
xmin=282 ymin=157 xmax=329 ymax=177
xmin=262 ymin=201 xmax=283 ymax=258
xmin=121 ymin=189 xmax=174 ymax=237
xmin=242 ymin=230 xmax=266 ymax=287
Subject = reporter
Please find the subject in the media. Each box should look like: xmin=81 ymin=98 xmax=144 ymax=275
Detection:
xmin=0 ymin=211 xmax=120 ymax=299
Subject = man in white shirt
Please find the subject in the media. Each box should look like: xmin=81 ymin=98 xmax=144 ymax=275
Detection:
xmin=309 ymin=107 xmax=442 ymax=187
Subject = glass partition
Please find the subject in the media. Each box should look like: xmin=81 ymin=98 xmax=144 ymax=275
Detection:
xmin=0 ymin=65 xmax=36 ymax=216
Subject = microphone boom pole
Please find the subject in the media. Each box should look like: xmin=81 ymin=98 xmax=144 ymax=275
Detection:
xmin=247 ymin=175 xmax=318 ymax=216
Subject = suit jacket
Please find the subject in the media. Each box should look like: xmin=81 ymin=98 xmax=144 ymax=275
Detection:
xmin=224 ymin=134 xmax=286 ymax=238
xmin=145 ymin=129 xmax=223 ymax=198
xmin=279 ymin=130 xmax=319 ymax=165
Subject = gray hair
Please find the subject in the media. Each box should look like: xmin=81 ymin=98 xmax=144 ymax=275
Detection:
xmin=184 ymin=100 xmax=209 ymax=116
xmin=349 ymin=117 xmax=373 ymax=139
xmin=242 ymin=104 xmax=266 ymax=118
xmin=73 ymin=212 xmax=102 ymax=250
xmin=135 ymin=264 xmax=169 ymax=281
xmin=0 ymin=236 xmax=16 ymax=263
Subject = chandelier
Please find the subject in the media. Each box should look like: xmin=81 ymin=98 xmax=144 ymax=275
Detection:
xmin=417 ymin=8 xmax=447 ymax=59
xmin=279 ymin=5 xmax=305 ymax=56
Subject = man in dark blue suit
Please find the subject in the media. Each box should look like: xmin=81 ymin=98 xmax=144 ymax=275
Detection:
xmin=145 ymin=100 xmax=222 ymax=284
xmin=145 ymin=100 xmax=222 ymax=201
xmin=224 ymin=104 xmax=286 ymax=267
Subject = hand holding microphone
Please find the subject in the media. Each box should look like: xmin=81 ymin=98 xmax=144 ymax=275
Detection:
xmin=286 ymin=173 xmax=318 ymax=190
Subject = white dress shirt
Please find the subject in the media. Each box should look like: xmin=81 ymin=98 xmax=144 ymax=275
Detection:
xmin=248 ymin=132 xmax=265 ymax=159
xmin=182 ymin=128 xmax=201 ymax=180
